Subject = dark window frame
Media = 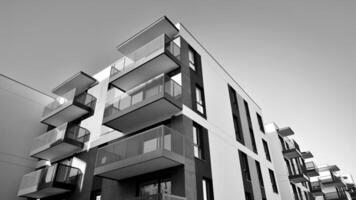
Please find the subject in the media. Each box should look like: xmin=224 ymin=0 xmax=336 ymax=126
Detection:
xmin=256 ymin=113 xmax=265 ymax=133
xmin=193 ymin=122 xmax=205 ymax=160
xmin=195 ymin=85 xmax=206 ymax=115
xmin=262 ymin=139 xmax=272 ymax=162
xmin=269 ymin=169 xmax=279 ymax=193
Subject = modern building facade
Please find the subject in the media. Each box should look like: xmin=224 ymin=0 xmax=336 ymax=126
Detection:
xmin=266 ymin=123 xmax=319 ymax=200
xmin=3 ymin=16 xmax=352 ymax=200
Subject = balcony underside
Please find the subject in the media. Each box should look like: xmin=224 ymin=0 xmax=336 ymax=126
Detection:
xmin=306 ymin=169 xmax=319 ymax=177
xmin=117 ymin=16 xmax=178 ymax=55
xmin=41 ymin=103 xmax=91 ymax=127
xmin=95 ymin=149 xmax=184 ymax=180
xmin=30 ymin=139 xmax=83 ymax=162
xmin=19 ymin=187 xmax=72 ymax=199
xmin=278 ymin=127 xmax=294 ymax=137
xmin=312 ymin=190 xmax=324 ymax=196
xmin=104 ymin=95 xmax=181 ymax=133
xmin=283 ymin=149 xmax=302 ymax=159
xmin=289 ymin=174 xmax=309 ymax=183
xmin=52 ymin=71 xmax=97 ymax=96
xmin=110 ymin=52 xmax=179 ymax=92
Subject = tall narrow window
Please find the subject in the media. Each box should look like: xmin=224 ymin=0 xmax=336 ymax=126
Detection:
xmin=228 ymin=85 xmax=244 ymax=144
xmin=202 ymin=178 xmax=214 ymax=200
xmin=195 ymin=86 xmax=205 ymax=115
xmin=245 ymin=192 xmax=253 ymax=200
xmin=233 ymin=116 xmax=244 ymax=143
xmin=262 ymin=139 xmax=272 ymax=162
xmin=239 ymin=151 xmax=251 ymax=181
xmin=188 ymin=48 xmax=196 ymax=71
xmin=255 ymin=161 xmax=264 ymax=187
xmin=193 ymin=123 xmax=204 ymax=159
xmin=256 ymin=113 xmax=265 ymax=133
xmin=291 ymin=184 xmax=299 ymax=200
xmin=269 ymin=169 xmax=279 ymax=193
xmin=244 ymin=100 xmax=257 ymax=153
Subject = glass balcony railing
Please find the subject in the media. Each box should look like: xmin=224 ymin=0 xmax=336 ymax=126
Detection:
xmin=96 ymin=125 xmax=184 ymax=168
xmin=110 ymin=34 xmax=180 ymax=78
xmin=43 ymin=89 xmax=96 ymax=118
xmin=104 ymin=74 xmax=182 ymax=119
xmin=306 ymin=161 xmax=317 ymax=171
xmin=30 ymin=123 xmax=90 ymax=160
xmin=18 ymin=163 xmax=80 ymax=198
xmin=126 ymin=194 xmax=186 ymax=200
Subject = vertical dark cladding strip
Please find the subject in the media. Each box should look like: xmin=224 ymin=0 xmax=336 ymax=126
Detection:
xmin=180 ymin=37 xmax=206 ymax=118
xmin=194 ymin=123 xmax=214 ymax=200
xmin=180 ymin=37 xmax=213 ymax=200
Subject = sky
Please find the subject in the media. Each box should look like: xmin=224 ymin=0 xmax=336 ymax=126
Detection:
xmin=1 ymin=0 xmax=355 ymax=176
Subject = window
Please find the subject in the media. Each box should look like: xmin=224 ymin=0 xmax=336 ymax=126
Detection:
xmin=255 ymin=161 xmax=264 ymax=187
xmin=256 ymin=113 xmax=265 ymax=133
xmin=297 ymin=187 xmax=303 ymax=200
xmin=188 ymin=48 xmax=196 ymax=71
xmin=193 ymin=123 xmax=204 ymax=159
xmin=245 ymin=192 xmax=253 ymax=200
xmin=262 ymin=139 xmax=271 ymax=162
xmin=233 ymin=116 xmax=244 ymax=143
xmin=195 ymin=86 xmax=205 ymax=114
xmin=202 ymin=178 xmax=214 ymax=200
xmin=91 ymin=190 xmax=101 ymax=200
xmin=239 ymin=151 xmax=251 ymax=181
xmin=228 ymin=85 xmax=244 ymax=144
xmin=269 ymin=169 xmax=278 ymax=193
xmin=244 ymin=100 xmax=257 ymax=153
xmin=291 ymin=184 xmax=299 ymax=200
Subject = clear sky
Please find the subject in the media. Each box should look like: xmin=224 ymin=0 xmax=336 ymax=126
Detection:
xmin=2 ymin=0 xmax=355 ymax=176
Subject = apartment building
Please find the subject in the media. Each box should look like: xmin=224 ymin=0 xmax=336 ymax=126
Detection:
xmin=266 ymin=123 xmax=319 ymax=200
xmin=12 ymin=16 xmax=284 ymax=200
xmin=310 ymin=165 xmax=354 ymax=200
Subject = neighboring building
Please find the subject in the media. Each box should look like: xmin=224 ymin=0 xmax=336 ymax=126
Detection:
xmin=6 ymin=16 xmax=353 ymax=200
xmin=0 ymin=74 xmax=52 ymax=200
xmin=310 ymin=165 xmax=353 ymax=200
xmin=266 ymin=122 xmax=318 ymax=200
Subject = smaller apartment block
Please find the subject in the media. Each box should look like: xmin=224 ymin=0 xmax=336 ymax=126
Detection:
xmin=1 ymin=16 xmax=352 ymax=200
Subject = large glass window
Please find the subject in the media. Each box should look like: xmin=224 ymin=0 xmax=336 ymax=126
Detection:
xmin=138 ymin=179 xmax=172 ymax=197
xmin=255 ymin=161 xmax=264 ymax=187
xmin=244 ymin=100 xmax=257 ymax=153
xmin=188 ymin=48 xmax=196 ymax=71
xmin=239 ymin=151 xmax=251 ymax=181
xmin=256 ymin=113 xmax=265 ymax=133
xmin=269 ymin=169 xmax=279 ymax=193
xmin=193 ymin=123 xmax=204 ymax=159
xmin=195 ymin=86 xmax=205 ymax=115
xmin=228 ymin=85 xmax=244 ymax=144
xmin=202 ymin=178 xmax=214 ymax=200
xmin=263 ymin=139 xmax=272 ymax=162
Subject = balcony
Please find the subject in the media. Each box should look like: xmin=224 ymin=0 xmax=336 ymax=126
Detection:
xmin=277 ymin=127 xmax=294 ymax=137
xmin=94 ymin=125 xmax=185 ymax=180
xmin=311 ymin=181 xmax=323 ymax=196
xmin=30 ymin=123 xmax=90 ymax=162
xmin=282 ymin=139 xmax=302 ymax=159
xmin=52 ymin=71 xmax=97 ymax=96
xmin=302 ymin=151 xmax=314 ymax=159
xmin=126 ymin=194 xmax=186 ymax=200
xmin=17 ymin=163 xmax=80 ymax=199
xmin=41 ymin=89 xmax=96 ymax=126
xmin=324 ymin=191 xmax=340 ymax=200
xmin=103 ymin=74 xmax=182 ymax=133
xmin=305 ymin=161 xmax=319 ymax=177
xmin=320 ymin=174 xmax=345 ymax=188
xmin=110 ymin=34 xmax=180 ymax=92
xmin=289 ymin=171 xmax=309 ymax=183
